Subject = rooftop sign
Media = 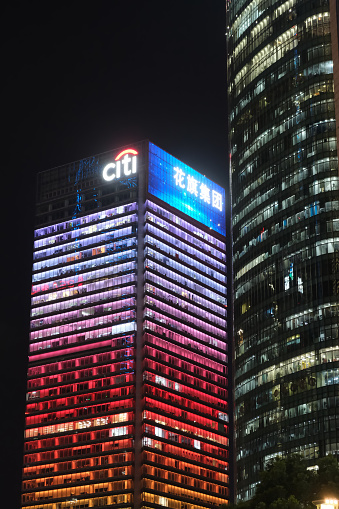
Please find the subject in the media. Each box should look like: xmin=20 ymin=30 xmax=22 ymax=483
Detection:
xmin=102 ymin=148 xmax=138 ymax=181
xmin=148 ymin=143 xmax=225 ymax=235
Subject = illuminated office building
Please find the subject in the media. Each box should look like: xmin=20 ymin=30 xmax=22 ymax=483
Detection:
xmin=22 ymin=141 xmax=230 ymax=509
xmin=227 ymin=0 xmax=339 ymax=500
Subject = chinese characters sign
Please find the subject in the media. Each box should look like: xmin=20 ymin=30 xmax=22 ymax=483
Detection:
xmin=173 ymin=167 xmax=223 ymax=211
xmin=148 ymin=143 xmax=225 ymax=235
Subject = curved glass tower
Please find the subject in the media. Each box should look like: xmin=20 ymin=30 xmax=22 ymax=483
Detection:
xmin=227 ymin=0 xmax=339 ymax=500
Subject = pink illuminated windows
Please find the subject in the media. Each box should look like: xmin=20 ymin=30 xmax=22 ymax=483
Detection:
xmin=145 ymin=293 xmax=226 ymax=328
xmin=31 ymin=297 xmax=136 ymax=329
xmin=145 ymin=271 xmax=226 ymax=306
xmin=24 ymin=178 xmax=228 ymax=509
xmin=144 ymin=326 xmax=228 ymax=366
xmin=144 ymin=309 xmax=225 ymax=347
xmin=31 ymin=273 xmax=136 ymax=306
xmin=31 ymin=263 xmax=136 ymax=296
xmin=29 ymin=323 xmax=137 ymax=353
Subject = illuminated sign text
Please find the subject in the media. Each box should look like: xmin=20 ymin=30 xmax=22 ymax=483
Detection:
xmin=103 ymin=148 xmax=138 ymax=181
xmin=173 ymin=167 xmax=223 ymax=211
xmin=148 ymin=143 xmax=226 ymax=235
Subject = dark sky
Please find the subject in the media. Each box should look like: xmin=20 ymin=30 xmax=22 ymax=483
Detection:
xmin=3 ymin=2 xmax=227 ymax=506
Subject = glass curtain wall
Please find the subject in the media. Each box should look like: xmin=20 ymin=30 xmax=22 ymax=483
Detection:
xmin=227 ymin=0 xmax=339 ymax=500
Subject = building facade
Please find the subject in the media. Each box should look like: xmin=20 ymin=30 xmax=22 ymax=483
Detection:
xmin=22 ymin=142 xmax=230 ymax=509
xmin=227 ymin=0 xmax=339 ymax=501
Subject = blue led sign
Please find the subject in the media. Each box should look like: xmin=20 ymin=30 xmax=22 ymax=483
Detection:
xmin=148 ymin=143 xmax=225 ymax=235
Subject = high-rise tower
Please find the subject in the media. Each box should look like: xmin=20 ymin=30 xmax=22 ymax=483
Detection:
xmin=227 ymin=0 xmax=339 ymax=500
xmin=22 ymin=141 xmax=230 ymax=509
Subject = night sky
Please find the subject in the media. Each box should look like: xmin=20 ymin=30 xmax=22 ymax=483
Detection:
xmin=3 ymin=2 xmax=227 ymax=506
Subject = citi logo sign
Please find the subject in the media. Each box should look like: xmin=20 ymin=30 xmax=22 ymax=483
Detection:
xmin=102 ymin=148 xmax=138 ymax=181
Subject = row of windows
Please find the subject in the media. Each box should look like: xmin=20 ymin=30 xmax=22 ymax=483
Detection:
xmin=145 ymin=282 xmax=225 ymax=317
xmin=34 ymin=215 xmax=136 ymax=250
xmin=230 ymin=0 xmax=278 ymax=40
xmin=32 ymin=249 xmax=137 ymax=284
xmin=145 ymin=220 xmax=225 ymax=263
xmin=146 ymin=271 xmax=226 ymax=306
xmin=142 ymin=480 xmax=228 ymax=504
xmin=25 ymin=415 xmax=133 ymax=438
xmin=31 ymin=261 xmax=136 ymax=298
xmin=143 ymin=492 xmax=224 ymax=509
xmin=36 ymin=191 xmax=137 ymax=227
xmin=236 ymin=155 xmax=337 ymax=205
xmin=31 ymin=285 xmax=136 ymax=318
xmin=145 ymin=230 xmax=225 ymax=273
xmin=26 ymin=385 xmax=134 ymax=415
xmin=23 ymin=450 xmax=130 ymax=477
xmin=235 ymin=239 xmax=339 ymax=299
xmin=23 ymin=465 xmax=133 ymax=490
xmin=146 ymin=201 xmax=225 ymax=250
xmin=143 ymin=450 xmax=228 ymax=473
xmin=28 ymin=361 xmax=133 ymax=393
xmin=236 ymin=367 xmax=339 ymax=406
xmin=30 ymin=311 xmax=136 ymax=346
xmin=142 ymin=464 xmax=228 ymax=488
xmin=27 ymin=371 xmax=133 ymax=404
xmin=144 ymin=386 xmax=226 ymax=426
xmin=28 ymin=373 xmax=134 ymax=399
xmin=34 ymin=203 xmax=137 ymax=239
xmin=22 ymin=479 xmax=132 ymax=503
xmin=26 ymin=436 xmax=132 ymax=463
xmin=145 ymin=309 xmax=225 ymax=349
xmin=32 ymin=273 xmax=136 ymax=307
xmin=143 ymin=368 xmax=227 ymax=407
xmin=25 ymin=400 xmax=134 ymax=426
xmin=232 ymin=10 xmax=331 ymax=79
xmin=231 ymin=55 xmax=333 ymax=125
xmin=146 ymin=330 xmax=227 ymax=366
xmin=146 ymin=255 xmax=225 ymax=294
xmin=233 ymin=27 xmax=297 ymax=98
xmin=237 ymin=345 xmax=339 ymax=380
xmin=27 ymin=340 xmax=133 ymax=377
xmin=31 ymin=297 xmax=135 ymax=329
xmin=145 ymin=296 xmax=225 ymax=335
xmin=237 ymin=396 xmax=339 ymax=436
xmin=29 ymin=322 xmax=136 ymax=352
xmin=142 ymin=436 xmax=228 ymax=462
xmin=34 ymin=233 xmax=135 ymax=265
xmin=235 ymin=201 xmax=337 ymax=253
xmin=238 ymin=102 xmax=335 ymax=174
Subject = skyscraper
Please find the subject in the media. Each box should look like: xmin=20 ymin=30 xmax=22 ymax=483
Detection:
xmin=227 ymin=0 xmax=339 ymax=500
xmin=22 ymin=141 xmax=230 ymax=509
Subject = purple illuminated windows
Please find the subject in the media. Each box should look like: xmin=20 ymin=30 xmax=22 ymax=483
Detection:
xmin=34 ymin=203 xmax=137 ymax=239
